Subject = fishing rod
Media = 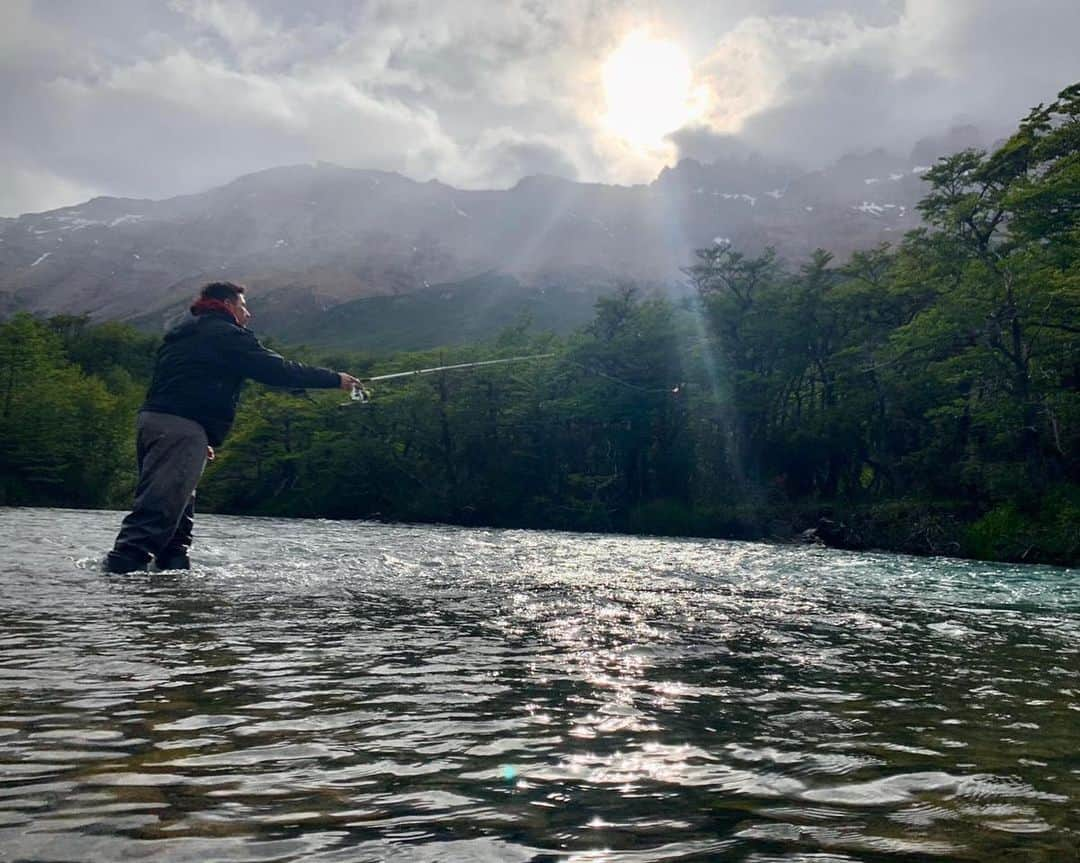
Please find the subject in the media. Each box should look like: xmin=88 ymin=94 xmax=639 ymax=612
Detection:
xmin=348 ymin=353 xmax=556 ymax=403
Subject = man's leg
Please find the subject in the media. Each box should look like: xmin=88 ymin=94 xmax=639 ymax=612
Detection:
xmin=104 ymin=414 xmax=156 ymax=574
xmin=155 ymin=492 xmax=197 ymax=570
xmin=106 ymin=412 xmax=207 ymax=573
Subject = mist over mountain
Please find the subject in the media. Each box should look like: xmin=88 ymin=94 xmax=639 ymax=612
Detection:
xmin=0 ymin=128 xmax=991 ymax=349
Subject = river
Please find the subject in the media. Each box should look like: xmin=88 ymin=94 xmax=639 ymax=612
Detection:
xmin=1 ymin=507 xmax=1077 ymax=861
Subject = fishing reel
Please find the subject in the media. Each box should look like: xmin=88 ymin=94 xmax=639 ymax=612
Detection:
xmin=349 ymin=383 xmax=373 ymax=404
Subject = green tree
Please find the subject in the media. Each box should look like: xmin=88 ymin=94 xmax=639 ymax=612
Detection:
xmin=0 ymin=314 xmax=134 ymax=506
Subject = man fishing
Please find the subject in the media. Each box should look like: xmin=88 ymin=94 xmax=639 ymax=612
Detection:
xmin=104 ymin=281 xmax=361 ymax=574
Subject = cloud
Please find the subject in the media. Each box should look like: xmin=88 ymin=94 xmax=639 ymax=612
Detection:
xmin=666 ymin=126 xmax=757 ymax=166
xmin=0 ymin=0 xmax=1077 ymax=215
xmin=175 ymin=0 xmax=273 ymax=54
xmin=0 ymin=163 xmax=101 ymax=216
xmin=675 ymin=1 xmax=1080 ymax=167
xmin=0 ymin=0 xmax=613 ymax=212
xmin=444 ymin=128 xmax=581 ymax=188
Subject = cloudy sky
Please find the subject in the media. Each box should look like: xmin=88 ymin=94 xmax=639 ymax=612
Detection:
xmin=3 ymin=0 xmax=1077 ymax=216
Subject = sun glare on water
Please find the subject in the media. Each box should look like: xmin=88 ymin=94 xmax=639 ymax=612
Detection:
xmin=603 ymin=31 xmax=699 ymax=150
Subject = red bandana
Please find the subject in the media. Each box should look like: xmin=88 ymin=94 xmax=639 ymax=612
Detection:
xmin=190 ymin=298 xmax=239 ymax=325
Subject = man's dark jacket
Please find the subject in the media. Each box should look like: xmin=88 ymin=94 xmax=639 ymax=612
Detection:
xmin=142 ymin=310 xmax=340 ymax=445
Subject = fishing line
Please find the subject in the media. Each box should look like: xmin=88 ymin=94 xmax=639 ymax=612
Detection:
xmin=564 ymin=360 xmax=678 ymax=395
xmin=344 ymin=351 xmax=681 ymax=405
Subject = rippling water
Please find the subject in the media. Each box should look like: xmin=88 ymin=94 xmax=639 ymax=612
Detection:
xmin=1 ymin=507 xmax=1078 ymax=862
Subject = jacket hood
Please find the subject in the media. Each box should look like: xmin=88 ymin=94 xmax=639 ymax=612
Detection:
xmin=164 ymin=310 xmax=235 ymax=343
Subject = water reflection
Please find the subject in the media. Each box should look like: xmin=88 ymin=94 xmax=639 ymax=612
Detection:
xmin=0 ymin=506 xmax=1078 ymax=861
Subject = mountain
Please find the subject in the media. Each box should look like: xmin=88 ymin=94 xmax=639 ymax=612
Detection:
xmin=0 ymin=128 xmax=989 ymax=349
xmin=252 ymin=271 xmax=607 ymax=353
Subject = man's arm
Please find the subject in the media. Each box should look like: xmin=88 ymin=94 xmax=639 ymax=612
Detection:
xmin=225 ymin=328 xmax=357 ymax=390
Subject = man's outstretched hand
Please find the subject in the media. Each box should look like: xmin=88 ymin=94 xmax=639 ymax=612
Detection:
xmin=338 ymin=372 xmax=362 ymax=390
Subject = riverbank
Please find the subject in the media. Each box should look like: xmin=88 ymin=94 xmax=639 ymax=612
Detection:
xmin=791 ymin=497 xmax=1078 ymax=566
xmin=622 ymin=490 xmax=1080 ymax=567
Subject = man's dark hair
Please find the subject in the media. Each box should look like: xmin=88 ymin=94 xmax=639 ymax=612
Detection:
xmin=199 ymin=281 xmax=245 ymax=302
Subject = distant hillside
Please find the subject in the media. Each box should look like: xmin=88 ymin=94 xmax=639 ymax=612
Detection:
xmin=133 ymin=271 xmax=618 ymax=352
xmin=0 ymin=126 xmax=992 ymax=348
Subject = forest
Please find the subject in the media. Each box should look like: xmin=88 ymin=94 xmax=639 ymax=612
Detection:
xmin=2 ymin=85 xmax=1077 ymax=565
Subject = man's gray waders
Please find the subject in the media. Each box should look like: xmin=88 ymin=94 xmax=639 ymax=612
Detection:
xmin=106 ymin=411 xmax=208 ymax=573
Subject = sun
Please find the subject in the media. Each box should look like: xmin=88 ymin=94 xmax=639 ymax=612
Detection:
xmin=602 ymin=31 xmax=698 ymax=150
